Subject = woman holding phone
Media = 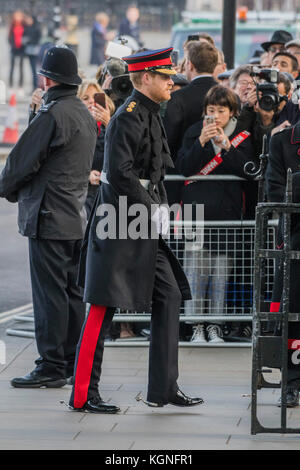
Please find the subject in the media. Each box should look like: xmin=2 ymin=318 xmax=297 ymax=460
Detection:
xmin=176 ymin=85 xmax=257 ymax=344
xmin=77 ymin=78 xmax=115 ymax=217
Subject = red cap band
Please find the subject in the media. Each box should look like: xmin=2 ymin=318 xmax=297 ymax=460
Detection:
xmin=127 ymin=57 xmax=172 ymax=72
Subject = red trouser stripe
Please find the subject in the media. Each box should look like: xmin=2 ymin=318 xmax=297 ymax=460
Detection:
xmin=270 ymin=302 xmax=280 ymax=312
xmin=73 ymin=305 xmax=107 ymax=409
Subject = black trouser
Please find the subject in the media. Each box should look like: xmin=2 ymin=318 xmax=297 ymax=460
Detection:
xmin=27 ymin=54 xmax=38 ymax=90
xmin=29 ymin=238 xmax=85 ymax=379
xmin=271 ymin=257 xmax=300 ymax=388
xmin=9 ymin=50 xmax=24 ymax=88
xmin=69 ymin=245 xmax=182 ymax=408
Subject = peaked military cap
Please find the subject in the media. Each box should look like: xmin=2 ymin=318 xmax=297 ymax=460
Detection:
xmin=122 ymin=47 xmax=177 ymax=75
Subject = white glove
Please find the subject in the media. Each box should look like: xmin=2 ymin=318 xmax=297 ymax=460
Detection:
xmin=151 ymin=205 xmax=170 ymax=237
xmin=160 ymin=205 xmax=170 ymax=236
xmin=151 ymin=207 xmax=161 ymax=236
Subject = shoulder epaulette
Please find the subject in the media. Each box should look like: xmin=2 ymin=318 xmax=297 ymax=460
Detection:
xmin=126 ymin=101 xmax=137 ymax=113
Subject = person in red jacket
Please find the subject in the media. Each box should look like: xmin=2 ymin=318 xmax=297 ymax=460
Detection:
xmin=8 ymin=10 xmax=26 ymax=90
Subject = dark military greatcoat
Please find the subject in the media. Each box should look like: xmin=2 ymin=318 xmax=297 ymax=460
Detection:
xmin=79 ymin=89 xmax=191 ymax=311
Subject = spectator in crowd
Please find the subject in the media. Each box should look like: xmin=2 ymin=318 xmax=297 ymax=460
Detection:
xmin=213 ymin=48 xmax=227 ymax=82
xmin=90 ymin=12 xmax=110 ymax=66
xmin=217 ymin=69 xmax=233 ymax=88
xmin=23 ymin=14 xmax=41 ymax=92
xmin=175 ymin=85 xmax=256 ymax=343
xmin=272 ymin=51 xmax=299 ymax=79
xmin=118 ymin=5 xmax=143 ymax=47
xmin=77 ymin=78 xmax=115 ymax=218
xmin=163 ymin=40 xmax=218 ymax=205
xmin=260 ymin=29 xmax=294 ymax=64
xmin=229 ymin=65 xmax=254 ymax=108
xmin=179 ymin=32 xmax=216 ymax=76
xmin=237 ymin=72 xmax=293 ymax=160
xmin=286 ymin=39 xmax=300 ymax=78
xmin=8 ymin=10 xmax=26 ymax=91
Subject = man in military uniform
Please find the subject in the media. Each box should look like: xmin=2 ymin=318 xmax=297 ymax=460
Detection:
xmin=69 ymin=48 xmax=204 ymax=413
xmin=266 ymin=121 xmax=300 ymax=407
xmin=0 ymin=46 xmax=98 ymax=388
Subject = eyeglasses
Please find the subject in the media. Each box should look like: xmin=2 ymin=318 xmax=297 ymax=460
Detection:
xmin=269 ymin=45 xmax=285 ymax=53
xmin=236 ymin=79 xmax=253 ymax=87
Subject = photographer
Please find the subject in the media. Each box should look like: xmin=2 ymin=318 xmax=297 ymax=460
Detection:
xmin=230 ymin=65 xmax=253 ymax=108
xmin=97 ymin=55 xmax=133 ymax=109
xmin=237 ymin=71 xmax=293 ymax=160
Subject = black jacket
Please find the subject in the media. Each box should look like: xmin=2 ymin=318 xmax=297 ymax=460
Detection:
xmin=80 ymin=89 xmax=191 ymax=311
xmin=266 ymin=121 xmax=300 ymax=203
xmin=85 ymin=125 xmax=106 ymax=218
xmin=0 ymin=85 xmax=98 ymax=239
xmin=176 ymin=118 xmax=256 ymax=221
xmin=90 ymin=23 xmax=106 ymax=65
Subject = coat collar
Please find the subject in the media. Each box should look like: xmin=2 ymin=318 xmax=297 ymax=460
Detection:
xmin=190 ymin=76 xmax=217 ymax=87
xmin=131 ymin=89 xmax=161 ymax=113
xmin=44 ymin=85 xmax=78 ymax=104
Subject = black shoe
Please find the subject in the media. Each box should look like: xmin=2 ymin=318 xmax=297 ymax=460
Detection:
xmin=277 ymin=388 xmax=299 ymax=408
xmin=72 ymin=395 xmax=121 ymax=414
xmin=169 ymin=389 xmax=204 ymax=407
xmin=11 ymin=370 xmax=67 ymax=389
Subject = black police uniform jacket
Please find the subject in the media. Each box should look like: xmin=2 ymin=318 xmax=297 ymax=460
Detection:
xmin=80 ymin=89 xmax=192 ymax=311
xmin=0 ymin=85 xmax=98 ymax=239
xmin=266 ymin=121 xmax=300 ymax=204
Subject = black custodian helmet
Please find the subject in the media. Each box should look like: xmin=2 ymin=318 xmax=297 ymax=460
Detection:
xmin=38 ymin=45 xmax=82 ymax=86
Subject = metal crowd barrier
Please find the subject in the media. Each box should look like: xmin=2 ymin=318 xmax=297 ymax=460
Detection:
xmin=251 ymin=169 xmax=300 ymax=434
xmin=6 ymin=174 xmax=276 ymax=347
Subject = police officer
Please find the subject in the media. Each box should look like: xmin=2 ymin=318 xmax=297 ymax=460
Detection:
xmin=69 ymin=48 xmax=204 ymax=413
xmin=266 ymin=121 xmax=300 ymax=407
xmin=0 ymin=46 xmax=98 ymax=387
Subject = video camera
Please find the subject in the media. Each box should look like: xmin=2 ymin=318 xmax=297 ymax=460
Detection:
xmin=250 ymin=67 xmax=281 ymax=111
xmin=98 ymin=39 xmax=133 ymax=105
xmin=99 ymin=57 xmax=133 ymax=101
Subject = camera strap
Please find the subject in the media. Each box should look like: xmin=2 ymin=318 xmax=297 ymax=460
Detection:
xmin=184 ymin=130 xmax=251 ymax=186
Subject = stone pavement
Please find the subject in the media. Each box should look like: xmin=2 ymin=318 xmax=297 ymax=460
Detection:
xmin=1 ymin=329 xmax=300 ymax=450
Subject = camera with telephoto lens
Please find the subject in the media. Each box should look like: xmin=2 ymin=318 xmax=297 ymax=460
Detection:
xmin=250 ymin=67 xmax=281 ymax=111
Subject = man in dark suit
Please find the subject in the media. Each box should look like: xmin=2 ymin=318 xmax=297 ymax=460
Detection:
xmin=163 ymin=40 xmax=218 ymax=205
xmin=0 ymin=46 xmax=98 ymax=388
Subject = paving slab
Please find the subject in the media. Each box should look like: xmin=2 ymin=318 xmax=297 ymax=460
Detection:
xmin=1 ymin=332 xmax=300 ymax=450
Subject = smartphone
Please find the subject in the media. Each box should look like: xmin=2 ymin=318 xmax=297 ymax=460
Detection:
xmin=171 ymin=50 xmax=179 ymax=66
xmin=204 ymin=115 xmax=215 ymax=125
xmin=94 ymin=92 xmax=106 ymax=108
xmin=187 ymin=34 xmax=200 ymax=42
